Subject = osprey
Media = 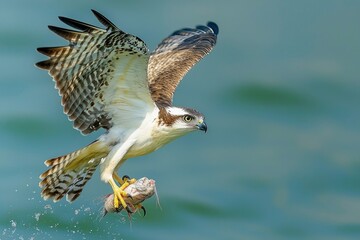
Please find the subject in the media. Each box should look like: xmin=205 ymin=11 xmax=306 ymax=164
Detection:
xmin=36 ymin=10 xmax=218 ymax=211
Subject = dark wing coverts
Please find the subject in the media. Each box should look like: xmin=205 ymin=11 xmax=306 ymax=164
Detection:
xmin=36 ymin=10 xmax=149 ymax=134
xmin=148 ymin=22 xmax=218 ymax=107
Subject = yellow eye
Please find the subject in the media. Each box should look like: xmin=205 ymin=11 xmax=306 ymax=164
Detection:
xmin=183 ymin=115 xmax=193 ymax=122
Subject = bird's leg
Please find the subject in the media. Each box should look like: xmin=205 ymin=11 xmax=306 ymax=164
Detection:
xmin=108 ymin=178 xmax=130 ymax=211
xmin=113 ymin=173 xmax=136 ymax=186
xmin=109 ymin=173 xmax=138 ymax=212
xmin=111 ymin=173 xmax=146 ymax=215
xmin=113 ymin=173 xmax=126 ymax=185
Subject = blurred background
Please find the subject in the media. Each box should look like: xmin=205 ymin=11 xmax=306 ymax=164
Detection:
xmin=1 ymin=0 xmax=360 ymax=239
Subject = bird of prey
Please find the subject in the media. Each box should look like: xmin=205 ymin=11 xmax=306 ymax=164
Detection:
xmin=36 ymin=9 xmax=218 ymax=211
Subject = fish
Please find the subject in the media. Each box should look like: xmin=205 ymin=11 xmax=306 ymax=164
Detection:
xmin=102 ymin=177 xmax=156 ymax=217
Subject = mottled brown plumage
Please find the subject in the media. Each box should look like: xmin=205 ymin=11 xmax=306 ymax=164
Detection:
xmin=36 ymin=10 xmax=149 ymax=135
xmin=157 ymin=107 xmax=178 ymax=126
xmin=148 ymin=22 xmax=218 ymax=107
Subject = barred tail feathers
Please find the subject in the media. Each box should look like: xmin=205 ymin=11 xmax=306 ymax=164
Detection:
xmin=39 ymin=140 xmax=109 ymax=202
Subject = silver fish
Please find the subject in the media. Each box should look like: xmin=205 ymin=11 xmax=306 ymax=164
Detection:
xmin=102 ymin=177 xmax=156 ymax=217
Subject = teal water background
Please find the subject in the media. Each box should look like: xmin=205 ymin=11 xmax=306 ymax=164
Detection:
xmin=1 ymin=1 xmax=360 ymax=239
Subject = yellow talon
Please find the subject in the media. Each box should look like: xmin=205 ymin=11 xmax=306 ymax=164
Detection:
xmin=109 ymin=173 xmax=138 ymax=211
xmin=128 ymin=178 xmax=136 ymax=184
xmin=109 ymin=178 xmax=128 ymax=209
xmin=113 ymin=173 xmax=125 ymax=185
xmin=113 ymin=173 xmax=137 ymax=185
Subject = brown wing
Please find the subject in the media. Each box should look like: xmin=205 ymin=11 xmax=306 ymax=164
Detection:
xmin=148 ymin=22 xmax=218 ymax=107
xmin=36 ymin=10 xmax=153 ymax=135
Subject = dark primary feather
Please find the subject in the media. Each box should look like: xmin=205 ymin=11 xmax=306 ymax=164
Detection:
xmin=91 ymin=9 xmax=119 ymax=30
xmin=36 ymin=10 xmax=148 ymax=134
xmin=48 ymin=25 xmax=85 ymax=41
xmin=148 ymin=22 xmax=218 ymax=107
xmin=58 ymin=16 xmax=100 ymax=32
xmin=37 ymin=46 xmax=67 ymax=57
xmin=206 ymin=22 xmax=219 ymax=35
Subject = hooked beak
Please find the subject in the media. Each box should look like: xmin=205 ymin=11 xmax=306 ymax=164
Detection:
xmin=196 ymin=121 xmax=207 ymax=133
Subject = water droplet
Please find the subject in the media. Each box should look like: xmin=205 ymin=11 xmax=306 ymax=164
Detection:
xmin=44 ymin=204 xmax=52 ymax=210
xmin=10 ymin=220 xmax=16 ymax=234
xmin=34 ymin=213 xmax=41 ymax=221
xmin=10 ymin=220 xmax=16 ymax=228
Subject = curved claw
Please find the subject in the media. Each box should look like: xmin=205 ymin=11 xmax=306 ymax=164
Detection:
xmin=122 ymin=175 xmax=131 ymax=181
xmin=125 ymin=206 xmax=134 ymax=214
xmin=141 ymin=206 xmax=147 ymax=217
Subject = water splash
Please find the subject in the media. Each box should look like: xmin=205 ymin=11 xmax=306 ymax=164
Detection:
xmin=34 ymin=213 xmax=41 ymax=222
xmin=10 ymin=220 xmax=16 ymax=234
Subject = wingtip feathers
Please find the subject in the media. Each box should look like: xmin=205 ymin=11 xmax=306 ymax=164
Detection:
xmin=207 ymin=21 xmax=219 ymax=35
xmin=91 ymin=9 xmax=118 ymax=30
xmin=35 ymin=60 xmax=51 ymax=70
xmin=58 ymin=15 xmax=99 ymax=32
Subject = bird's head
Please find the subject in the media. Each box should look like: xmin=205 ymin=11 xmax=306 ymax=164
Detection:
xmin=158 ymin=107 xmax=207 ymax=137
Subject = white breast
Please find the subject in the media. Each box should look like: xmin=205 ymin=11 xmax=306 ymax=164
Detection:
xmin=124 ymin=107 xmax=178 ymax=159
xmin=100 ymin=106 xmax=161 ymax=181
xmin=100 ymin=106 xmax=186 ymax=182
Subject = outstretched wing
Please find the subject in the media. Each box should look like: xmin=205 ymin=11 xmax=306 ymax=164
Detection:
xmin=148 ymin=22 xmax=218 ymax=107
xmin=36 ymin=10 xmax=154 ymax=134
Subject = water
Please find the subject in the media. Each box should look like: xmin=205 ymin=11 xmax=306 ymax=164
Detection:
xmin=1 ymin=0 xmax=360 ymax=239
